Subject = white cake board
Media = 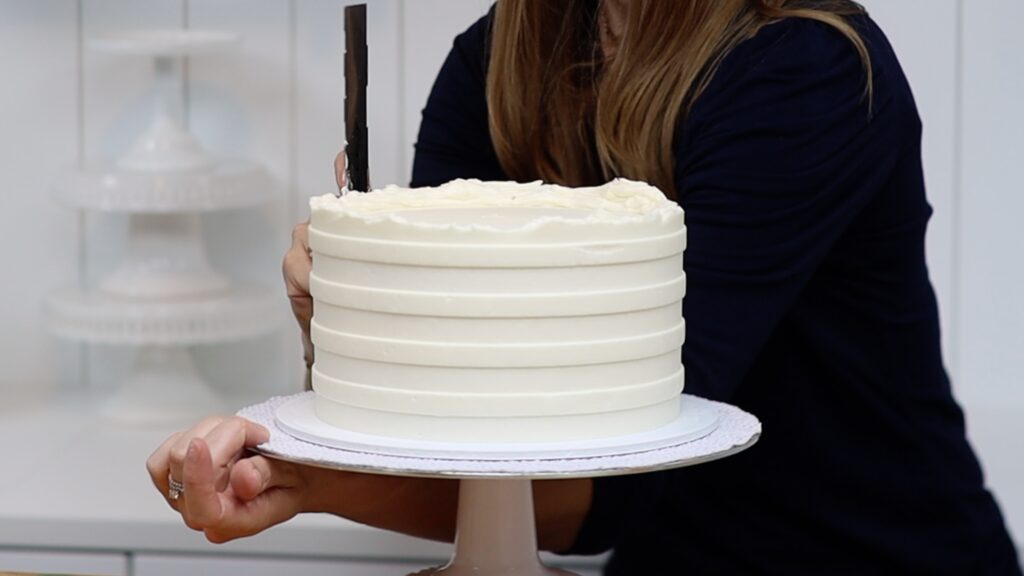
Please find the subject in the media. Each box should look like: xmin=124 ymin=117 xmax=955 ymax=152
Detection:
xmin=239 ymin=393 xmax=759 ymax=575
xmin=272 ymin=392 xmax=722 ymax=461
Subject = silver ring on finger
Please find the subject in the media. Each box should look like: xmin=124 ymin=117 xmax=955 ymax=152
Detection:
xmin=168 ymin=474 xmax=185 ymax=501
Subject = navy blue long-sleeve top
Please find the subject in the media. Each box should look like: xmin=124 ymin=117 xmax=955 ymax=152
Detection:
xmin=410 ymin=10 xmax=1021 ymax=575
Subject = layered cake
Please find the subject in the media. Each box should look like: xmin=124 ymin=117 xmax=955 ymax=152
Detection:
xmin=308 ymin=178 xmax=686 ymax=443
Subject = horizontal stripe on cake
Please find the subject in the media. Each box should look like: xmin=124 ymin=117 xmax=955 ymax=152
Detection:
xmin=308 ymin=226 xmax=686 ymax=268
xmin=313 ymin=253 xmax=683 ymax=294
xmin=312 ymin=366 xmax=684 ymax=417
xmin=310 ymin=273 xmax=685 ymax=318
xmin=312 ymin=350 xmax=683 ymax=393
xmin=310 ymin=319 xmax=685 ymax=367
xmin=313 ymin=302 xmax=681 ymax=343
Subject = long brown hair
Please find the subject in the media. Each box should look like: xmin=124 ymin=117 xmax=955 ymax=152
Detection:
xmin=487 ymin=0 xmax=872 ymax=199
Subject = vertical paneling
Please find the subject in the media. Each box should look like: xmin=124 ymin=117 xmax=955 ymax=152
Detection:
xmin=0 ymin=0 xmax=80 ymax=397
xmin=187 ymin=0 xmax=289 ymax=178
xmin=291 ymin=0 xmax=345 ymax=387
xmin=957 ymin=0 xmax=1024 ymax=546
xmin=81 ymin=0 xmax=184 ymax=168
xmin=958 ymin=0 xmax=1024 ymax=402
xmin=860 ymin=0 xmax=959 ymax=378
xmin=401 ymin=0 xmax=490 ymax=179
xmin=294 ymin=0 xmax=344 ymax=214
xmin=187 ymin=0 xmax=293 ymax=396
xmin=80 ymin=0 xmax=185 ymax=400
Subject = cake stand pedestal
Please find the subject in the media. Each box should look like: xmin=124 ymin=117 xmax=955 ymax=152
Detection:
xmin=239 ymin=393 xmax=761 ymax=576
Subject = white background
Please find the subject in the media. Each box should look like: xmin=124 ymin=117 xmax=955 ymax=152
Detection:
xmin=0 ymin=0 xmax=1020 ymax=564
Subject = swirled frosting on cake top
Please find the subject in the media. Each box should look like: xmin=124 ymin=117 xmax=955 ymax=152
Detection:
xmin=309 ymin=178 xmax=683 ymax=235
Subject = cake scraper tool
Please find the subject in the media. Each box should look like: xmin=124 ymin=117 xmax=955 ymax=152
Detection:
xmin=339 ymin=3 xmax=368 ymax=196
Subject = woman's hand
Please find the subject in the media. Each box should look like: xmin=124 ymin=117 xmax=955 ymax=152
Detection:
xmin=145 ymin=416 xmax=311 ymax=543
xmin=147 ymin=416 xmax=463 ymax=544
xmin=283 ymin=221 xmax=314 ymax=370
xmin=334 ymin=149 xmax=347 ymax=191
xmin=282 ymin=151 xmax=348 ymax=373
xmin=146 ymin=415 xmax=589 ymax=548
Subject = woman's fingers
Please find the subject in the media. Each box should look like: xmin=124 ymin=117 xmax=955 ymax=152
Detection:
xmin=183 ymin=447 xmax=304 ymax=542
xmin=149 ymin=416 xmax=303 ymax=543
xmin=284 ymin=223 xmax=312 ymax=300
xmin=146 ymin=430 xmax=184 ymax=507
xmin=201 ymin=417 xmax=271 ymax=491
xmin=334 ymin=150 xmax=347 ymax=190
xmin=166 ymin=416 xmax=226 ymax=491
xmin=181 ymin=437 xmax=225 ymax=530
xmin=203 ymin=482 xmax=305 ymax=544
xmin=284 ymin=221 xmax=314 ymax=367
xmin=229 ymin=454 xmax=300 ymax=502
xmin=203 ymin=417 xmax=270 ymax=462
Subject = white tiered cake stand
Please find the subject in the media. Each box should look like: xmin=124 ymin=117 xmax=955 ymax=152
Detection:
xmin=240 ymin=392 xmax=761 ymax=576
xmin=49 ymin=30 xmax=280 ymax=423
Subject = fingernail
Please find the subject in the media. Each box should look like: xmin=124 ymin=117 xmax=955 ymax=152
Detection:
xmin=186 ymin=439 xmax=199 ymax=461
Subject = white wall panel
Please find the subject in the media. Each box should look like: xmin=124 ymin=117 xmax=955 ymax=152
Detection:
xmin=81 ymin=0 xmax=184 ymax=163
xmin=958 ymin=0 xmax=1024 ymax=402
xmin=957 ymin=0 xmax=1024 ymax=547
xmin=861 ymin=0 xmax=959 ymax=377
xmin=186 ymin=0 xmax=293 ymax=398
xmin=291 ymin=0 xmax=346 ymax=389
xmin=79 ymin=0 xmax=186 ymax=402
xmin=0 ymin=0 xmax=81 ymax=397
xmin=186 ymin=0 xmax=291 ymax=276
xmin=294 ymin=0 xmax=344 ymax=215
xmin=0 ymin=549 xmax=127 ymax=576
xmin=187 ymin=0 xmax=289 ymax=179
xmin=366 ymin=0 xmax=405 ymax=188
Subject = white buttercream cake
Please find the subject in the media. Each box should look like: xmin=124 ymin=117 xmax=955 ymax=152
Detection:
xmin=307 ymin=178 xmax=687 ymax=443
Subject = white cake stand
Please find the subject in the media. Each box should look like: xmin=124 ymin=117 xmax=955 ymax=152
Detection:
xmin=50 ymin=287 xmax=280 ymax=423
xmin=239 ymin=393 xmax=761 ymax=575
xmin=49 ymin=28 xmax=281 ymax=424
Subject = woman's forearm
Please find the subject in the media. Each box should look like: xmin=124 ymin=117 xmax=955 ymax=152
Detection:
xmin=534 ymin=478 xmax=594 ymax=552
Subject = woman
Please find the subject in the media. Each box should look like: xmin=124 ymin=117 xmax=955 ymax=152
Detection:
xmin=148 ymin=1 xmax=1022 ymax=573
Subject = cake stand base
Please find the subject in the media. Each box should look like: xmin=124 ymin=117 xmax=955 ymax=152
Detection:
xmin=101 ymin=345 xmax=223 ymax=424
xmin=239 ymin=393 xmax=761 ymax=575
xmin=99 ymin=213 xmax=229 ymax=299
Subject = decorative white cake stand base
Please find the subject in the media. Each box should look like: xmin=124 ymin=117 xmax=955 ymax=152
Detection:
xmin=50 ymin=288 xmax=279 ymax=422
xmin=239 ymin=393 xmax=760 ymax=576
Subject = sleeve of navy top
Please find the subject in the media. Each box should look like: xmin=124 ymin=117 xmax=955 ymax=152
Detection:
xmin=569 ymin=18 xmax=918 ymax=555
xmin=675 ymin=17 xmax=909 ymax=404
